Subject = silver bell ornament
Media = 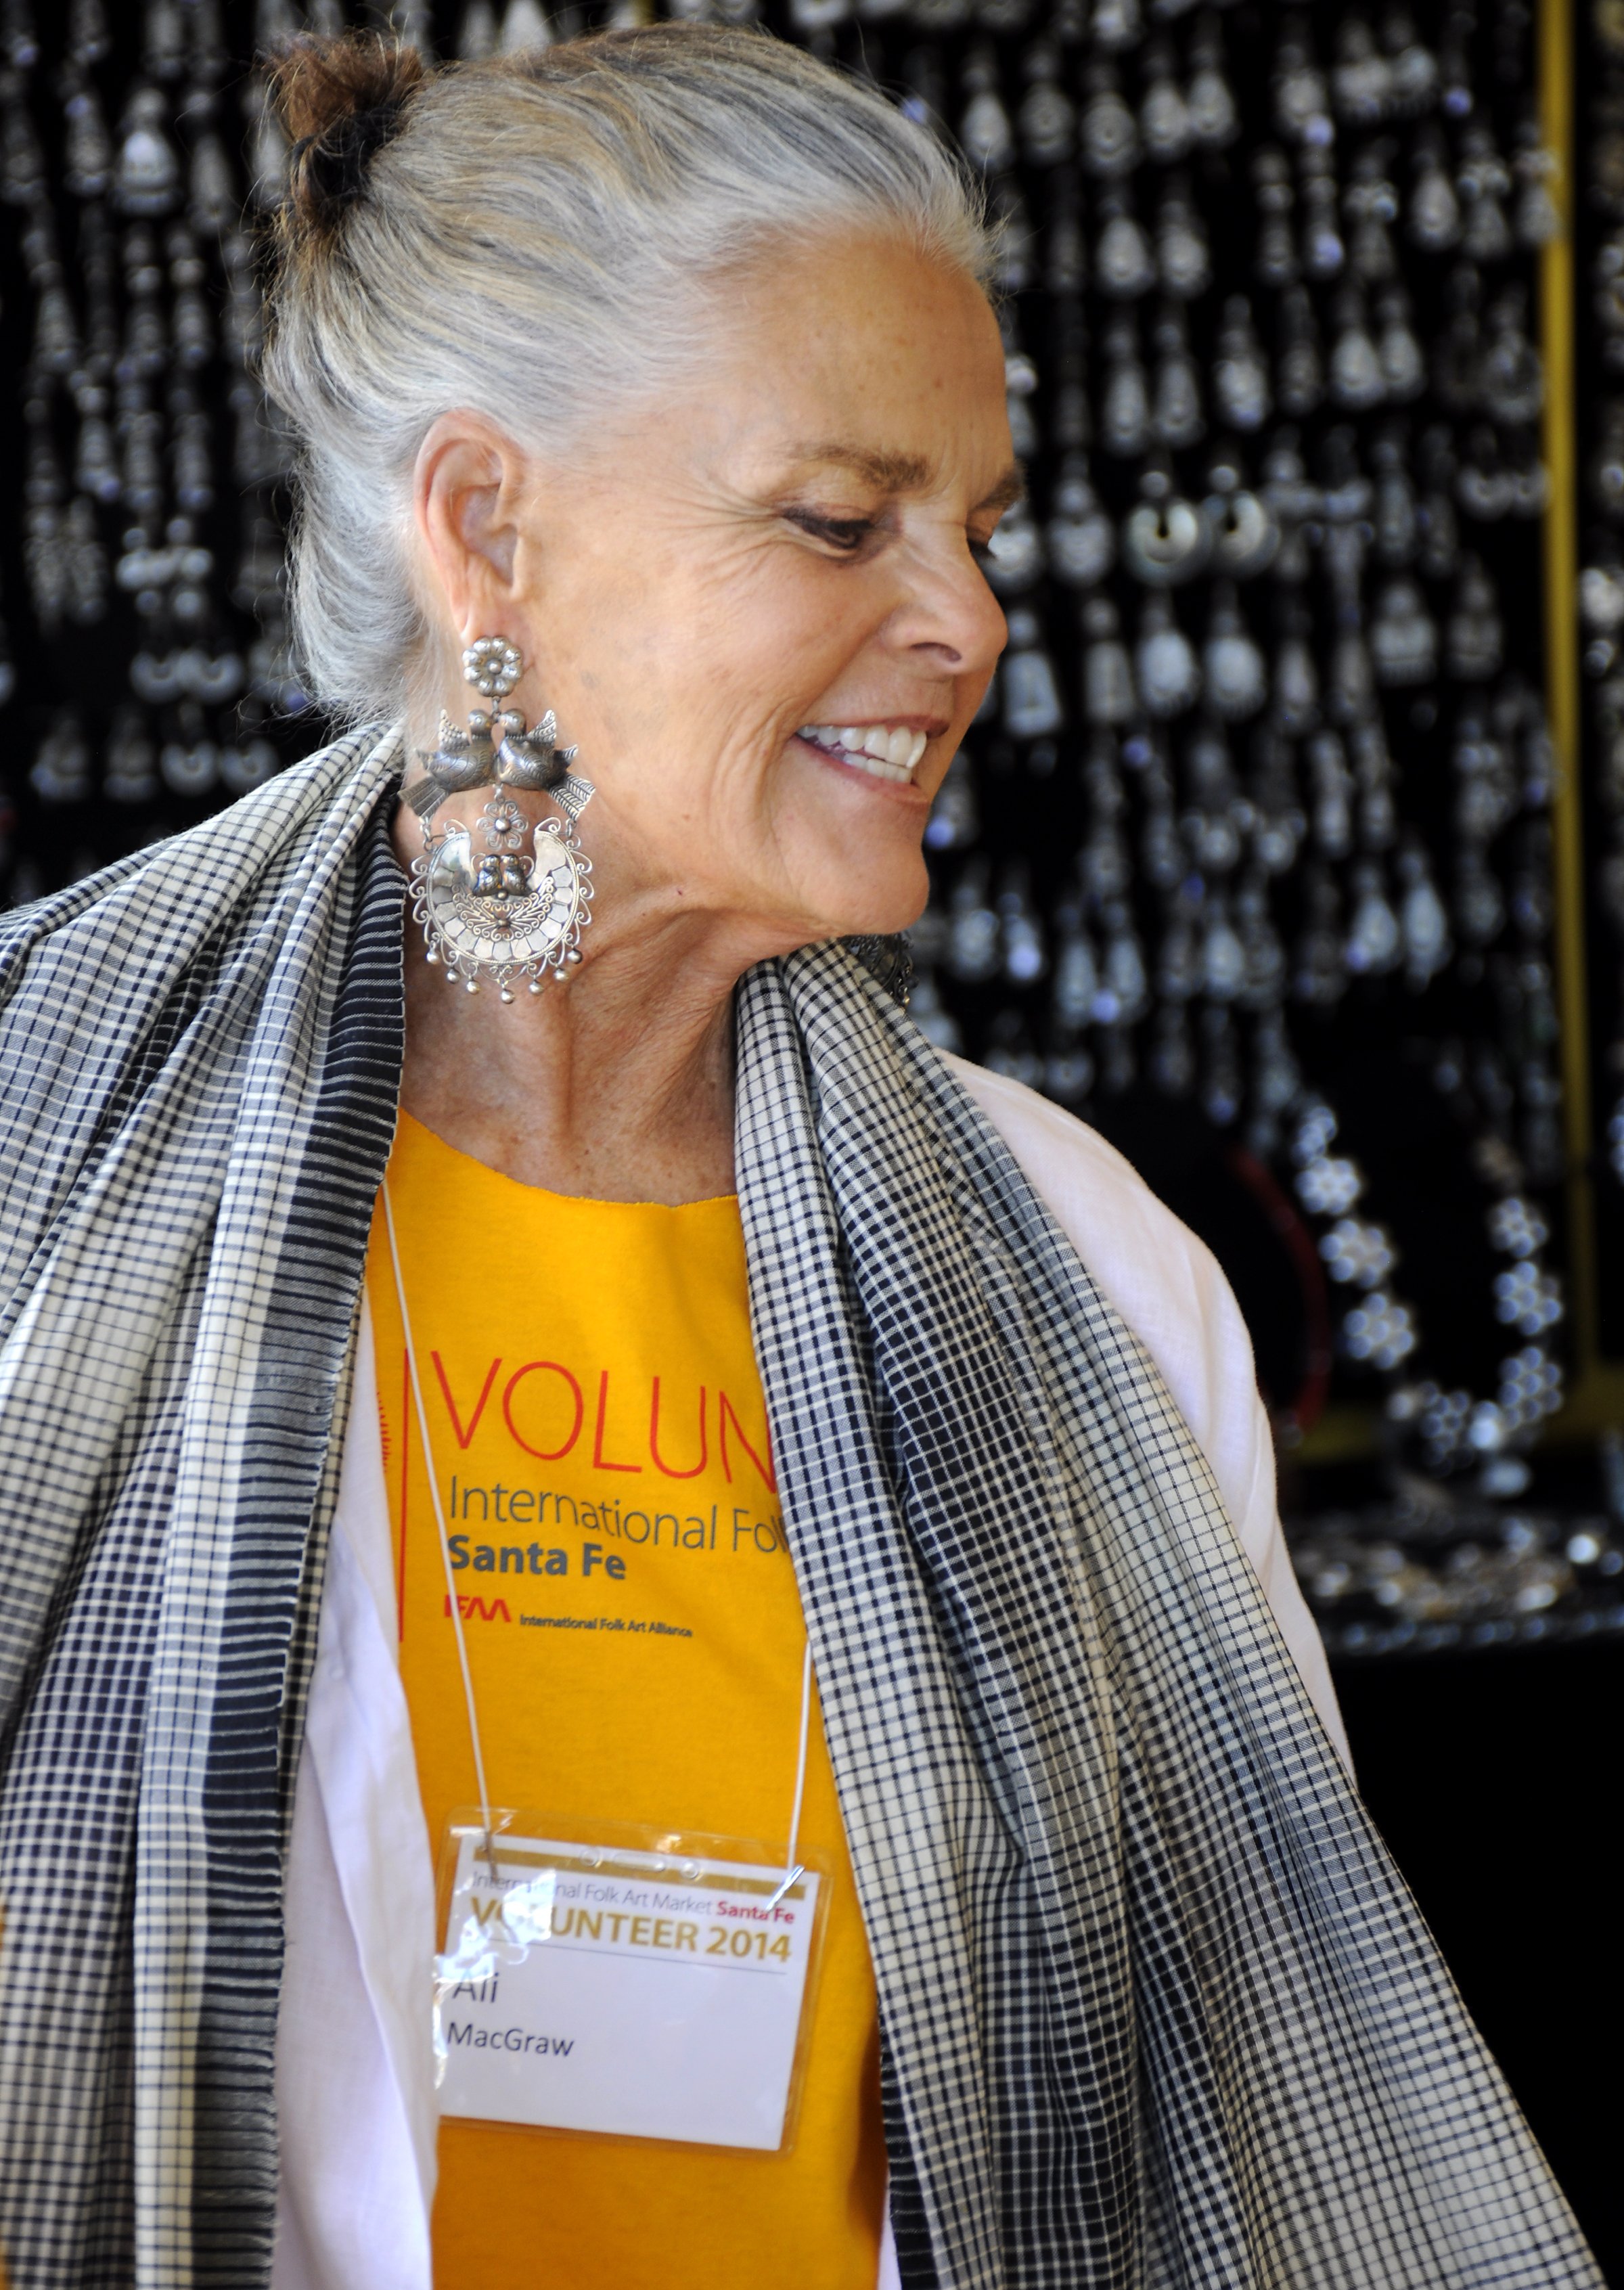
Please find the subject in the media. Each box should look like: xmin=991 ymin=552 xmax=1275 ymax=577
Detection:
xmin=1081 ymin=595 xmax=1137 ymax=725
xmin=1408 ymin=129 xmax=1462 ymax=250
xmin=1370 ymin=579 xmax=1438 ymax=686
xmin=1001 ymin=607 xmax=1064 ymax=740
xmin=1201 ymin=583 xmax=1268 ymax=722
xmin=1100 ymin=313 xmax=1150 ymax=456
xmin=1135 ymin=593 xmax=1202 ymax=720
xmin=1376 ymin=286 xmax=1426 ymax=401
xmin=1445 ymin=557 xmax=1505 ymax=682
xmin=1186 ymin=17 xmax=1239 ymax=148
xmin=1271 ymin=602 xmax=1322 ymax=735
xmin=1211 ymin=295 xmax=1271 ymax=430
xmin=1016 ymin=43 xmax=1074 ymax=166
xmin=1276 ymin=286 xmax=1326 ymax=419
xmin=1154 ymin=180 xmax=1210 ymax=299
xmin=1149 ymin=306 xmax=1204 ymax=449
xmin=1328 ymin=284 xmax=1387 ymax=411
xmin=1095 ymin=191 xmax=1156 ymax=298
xmin=1079 ymin=59 xmax=1140 ymax=175
xmin=1139 ymin=38 xmax=1193 ymax=165
xmin=1046 ymin=454 xmax=1116 ymax=587
xmin=1253 ymin=148 xmax=1299 ymax=288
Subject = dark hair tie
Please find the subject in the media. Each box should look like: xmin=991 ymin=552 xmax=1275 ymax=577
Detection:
xmin=265 ymin=30 xmax=426 ymax=250
xmin=290 ymin=99 xmax=411 ymax=228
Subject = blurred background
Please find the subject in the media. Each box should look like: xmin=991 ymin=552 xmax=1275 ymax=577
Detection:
xmin=0 ymin=0 xmax=1618 ymax=2269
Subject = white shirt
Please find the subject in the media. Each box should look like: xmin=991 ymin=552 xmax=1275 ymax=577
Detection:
xmin=272 ymin=1063 xmax=1349 ymax=2289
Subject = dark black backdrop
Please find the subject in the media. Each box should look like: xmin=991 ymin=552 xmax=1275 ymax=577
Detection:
xmin=1339 ymin=1636 xmax=1623 ymax=2283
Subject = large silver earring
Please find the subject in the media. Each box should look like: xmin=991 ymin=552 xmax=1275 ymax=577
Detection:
xmin=405 ymin=635 xmax=595 ymax=1002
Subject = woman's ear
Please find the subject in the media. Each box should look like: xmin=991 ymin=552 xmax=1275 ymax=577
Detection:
xmin=413 ymin=411 xmax=531 ymax=646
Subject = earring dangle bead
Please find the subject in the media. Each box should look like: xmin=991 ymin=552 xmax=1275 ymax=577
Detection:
xmin=405 ymin=636 xmax=596 ymax=1003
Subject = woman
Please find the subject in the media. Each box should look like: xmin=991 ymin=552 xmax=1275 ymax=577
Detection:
xmin=0 ymin=24 xmax=1598 ymax=2290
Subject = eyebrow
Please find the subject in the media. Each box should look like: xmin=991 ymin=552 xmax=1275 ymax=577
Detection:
xmin=977 ymin=465 xmax=1028 ymax=514
xmin=790 ymin=443 xmax=932 ymax=490
xmin=791 ymin=442 xmax=1027 ymax=514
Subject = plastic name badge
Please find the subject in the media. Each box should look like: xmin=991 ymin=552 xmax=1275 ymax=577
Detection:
xmin=433 ymin=1811 xmax=829 ymax=2154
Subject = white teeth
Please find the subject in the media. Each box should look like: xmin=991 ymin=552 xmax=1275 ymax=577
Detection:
xmin=795 ymin=722 xmax=930 ymax=784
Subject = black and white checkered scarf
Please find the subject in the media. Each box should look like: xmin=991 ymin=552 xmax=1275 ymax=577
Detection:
xmin=0 ymin=729 xmax=1598 ymax=2288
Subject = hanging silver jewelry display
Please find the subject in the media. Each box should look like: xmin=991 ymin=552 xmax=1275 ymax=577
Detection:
xmin=405 ymin=635 xmax=595 ymax=1002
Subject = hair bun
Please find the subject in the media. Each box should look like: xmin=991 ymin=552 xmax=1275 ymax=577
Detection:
xmin=267 ymin=30 xmax=426 ymax=250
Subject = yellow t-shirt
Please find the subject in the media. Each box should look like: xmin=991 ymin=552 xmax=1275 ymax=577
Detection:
xmin=367 ymin=1113 xmax=886 ymax=2288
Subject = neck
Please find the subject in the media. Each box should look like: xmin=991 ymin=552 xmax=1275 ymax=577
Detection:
xmin=394 ymin=805 xmax=785 ymax=1205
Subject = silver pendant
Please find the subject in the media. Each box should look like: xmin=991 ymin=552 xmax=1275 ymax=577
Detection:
xmin=1135 ymin=593 xmax=1201 ymax=719
xmin=1122 ymin=469 xmax=1211 ymax=586
xmin=1079 ymin=64 xmax=1139 ymax=175
xmin=1370 ymin=579 xmax=1438 ymax=686
xmin=1017 ymin=45 xmax=1074 ymax=166
xmin=1081 ymin=596 xmax=1137 ymax=724
xmin=407 ymin=636 xmax=595 ymax=1002
xmin=1150 ymin=309 xmax=1204 ymax=449
xmin=1154 ymin=185 xmax=1209 ymax=298
xmin=1211 ymin=296 xmax=1271 ymax=430
xmin=1095 ymin=194 xmax=1155 ymax=298
xmin=1206 ymin=466 xmax=1280 ymax=580
xmin=1186 ymin=20 xmax=1238 ymax=149
xmin=1001 ymin=608 xmax=1064 ymax=740
xmin=1276 ymin=286 xmax=1326 ymax=418
xmin=1100 ymin=314 xmax=1150 ymax=456
xmin=1202 ymin=584 xmax=1267 ymax=721
xmin=1140 ymin=43 xmax=1193 ymax=166
xmin=1047 ymin=453 xmax=1116 ymax=587
xmin=1408 ymin=133 xmax=1462 ymax=250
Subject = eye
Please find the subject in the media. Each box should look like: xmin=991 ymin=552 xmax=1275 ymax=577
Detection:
xmin=784 ymin=510 xmax=880 ymax=555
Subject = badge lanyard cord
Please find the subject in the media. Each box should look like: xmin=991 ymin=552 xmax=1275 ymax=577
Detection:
xmin=772 ymin=1636 xmax=813 ymax=1912
xmin=382 ymin=1177 xmax=496 ymax=1867
xmin=380 ymin=1174 xmax=811 ymax=1902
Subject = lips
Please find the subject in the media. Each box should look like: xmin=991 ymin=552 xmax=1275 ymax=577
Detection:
xmin=796 ymin=723 xmax=930 ymax=784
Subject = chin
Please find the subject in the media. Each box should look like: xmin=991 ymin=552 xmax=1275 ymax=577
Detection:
xmin=814 ymin=849 xmax=930 ymax=942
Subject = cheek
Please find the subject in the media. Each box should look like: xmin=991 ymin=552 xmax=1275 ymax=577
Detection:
xmin=568 ymin=555 xmax=857 ymax=751
xmin=715 ymin=570 xmax=878 ymax=727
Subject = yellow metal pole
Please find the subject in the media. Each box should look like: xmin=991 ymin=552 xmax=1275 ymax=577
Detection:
xmin=1540 ymin=0 xmax=1608 ymax=1424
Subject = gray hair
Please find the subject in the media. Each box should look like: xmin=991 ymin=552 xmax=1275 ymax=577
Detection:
xmin=260 ymin=25 xmax=994 ymax=727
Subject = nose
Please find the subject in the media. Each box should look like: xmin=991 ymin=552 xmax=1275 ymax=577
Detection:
xmin=886 ymin=527 xmax=1008 ymax=678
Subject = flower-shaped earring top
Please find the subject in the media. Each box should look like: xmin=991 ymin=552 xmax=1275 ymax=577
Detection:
xmin=462 ymin=636 xmax=522 ymax=698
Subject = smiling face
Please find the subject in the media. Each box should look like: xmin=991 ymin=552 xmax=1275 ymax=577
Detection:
xmin=414 ymin=229 xmax=1017 ymax=962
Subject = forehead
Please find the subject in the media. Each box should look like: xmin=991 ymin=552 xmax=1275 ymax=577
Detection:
xmin=707 ymin=231 xmax=1010 ymax=482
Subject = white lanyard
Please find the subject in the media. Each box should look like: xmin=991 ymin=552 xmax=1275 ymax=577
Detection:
xmin=378 ymin=1173 xmax=813 ymax=1898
